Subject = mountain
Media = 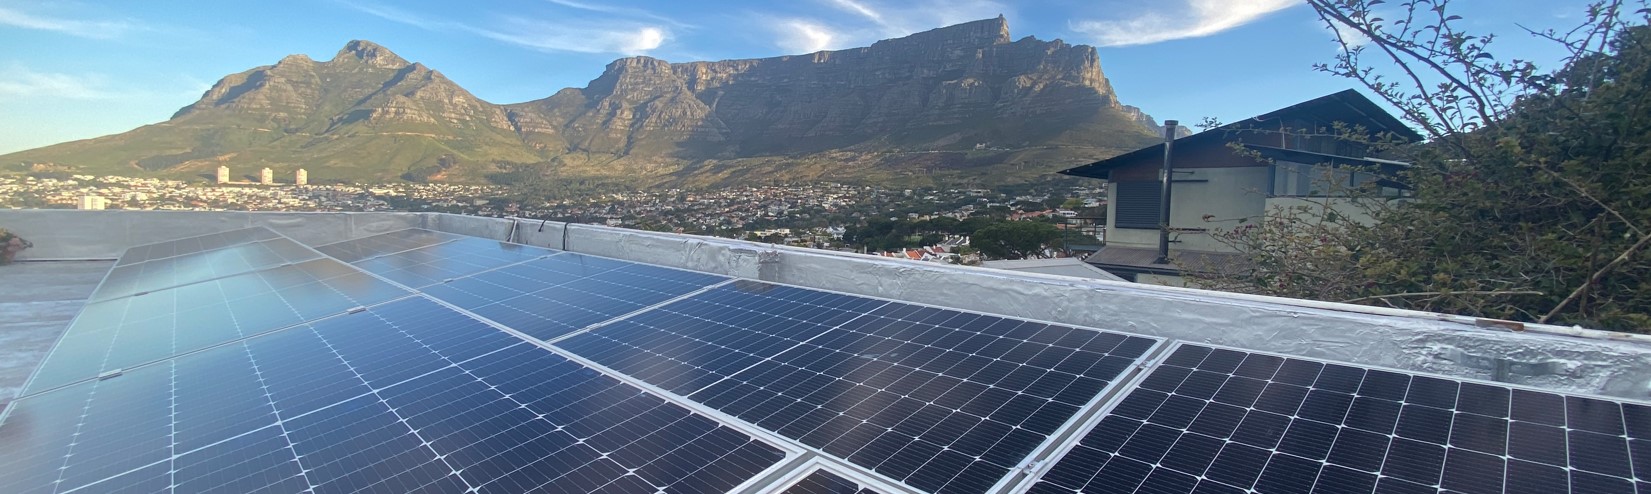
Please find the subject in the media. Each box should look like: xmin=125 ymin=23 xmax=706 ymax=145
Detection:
xmin=3 ymin=17 xmax=1164 ymax=186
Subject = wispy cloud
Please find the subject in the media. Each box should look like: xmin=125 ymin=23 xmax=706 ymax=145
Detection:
xmin=764 ymin=0 xmax=1008 ymax=54
xmin=821 ymin=0 xmax=1007 ymax=38
xmin=0 ymin=5 xmax=142 ymax=39
xmin=1326 ymin=17 xmax=1371 ymax=50
xmin=543 ymin=0 xmax=692 ymax=28
xmin=771 ymin=19 xmax=839 ymax=53
xmin=0 ymin=66 xmax=117 ymax=100
xmin=341 ymin=2 xmax=448 ymax=30
xmin=474 ymin=18 xmax=668 ymax=55
xmin=341 ymin=1 xmax=671 ymax=55
xmin=1072 ymin=0 xmax=1299 ymax=47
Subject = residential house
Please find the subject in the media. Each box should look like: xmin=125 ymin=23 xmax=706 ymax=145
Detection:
xmin=1060 ymin=89 xmax=1422 ymax=284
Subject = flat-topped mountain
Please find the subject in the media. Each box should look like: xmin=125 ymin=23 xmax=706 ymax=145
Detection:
xmin=4 ymin=17 xmax=1162 ymax=186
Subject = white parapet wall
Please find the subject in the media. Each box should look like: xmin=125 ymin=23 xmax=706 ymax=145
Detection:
xmin=4 ymin=209 xmax=1651 ymax=399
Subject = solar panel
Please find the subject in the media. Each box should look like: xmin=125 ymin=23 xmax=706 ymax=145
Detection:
xmin=22 ymin=257 xmax=409 ymax=395
xmin=424 ymin=253 xmax=730 ymax=340
xmin=313 ymin=228 xmax=464 ymax=263
xmin=557 ymin=280 xmax=1162 ymax=494
xmin=1024 ymin=342 xmax=1651 ymax=494
xmin=115 ymin=226 xmax=281 ymax=266
xmin=0 ymin=297 xmax=791 ymax=494
xmin=93 ymin=236 xmax=321 ymax=301
xmin=781 ymin=467 xmax=884 ymax=494
xmin=344 ymin=236 xmax=556 ymax=288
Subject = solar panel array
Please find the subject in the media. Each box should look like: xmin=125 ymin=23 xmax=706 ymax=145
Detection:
xmin=114 ymin=227 xmax=281 ymax=266
xmin=8 ymin=227 xmax=1649 ymax=494
xmin=1026 ymin=342 xmax=1651 ymax=494
xmin=24 ymin=257 xmax=407 ymax=394
xmin=557 ymin=280 xmax=1160 ymax=494
xmin=2 ymin=228 xmax=794 ymax=494
xmin=781 ymin=468 xmax=883 ymax=494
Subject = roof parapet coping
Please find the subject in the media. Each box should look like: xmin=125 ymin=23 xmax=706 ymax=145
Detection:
xmin=2 ymin=209 xmax=1648 ymax=399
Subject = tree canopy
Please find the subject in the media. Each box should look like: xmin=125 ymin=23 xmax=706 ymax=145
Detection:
xmin=1191 ymin=0 xmax=1651 ymax=332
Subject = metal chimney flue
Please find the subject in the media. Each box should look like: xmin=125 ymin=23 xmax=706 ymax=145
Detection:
xmin=1154 ymin=120 xmax=1177 ymax=265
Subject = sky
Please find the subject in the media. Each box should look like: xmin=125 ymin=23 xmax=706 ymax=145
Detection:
xmin=0 ymin=0 xmax=1601 ymax=154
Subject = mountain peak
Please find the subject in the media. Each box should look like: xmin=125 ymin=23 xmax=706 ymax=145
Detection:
xmin=333 ymin=40 xmax=409 ymax=69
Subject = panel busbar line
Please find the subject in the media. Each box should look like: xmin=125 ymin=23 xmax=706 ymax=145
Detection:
xmin=782 ymin=468 xmax=885 ymax=494
xmin=2 ymin=297 xmax=790 ymax=494
xmin=557 ymin=280 xmax=1162 ymax=494
xmin=21 ymin=257 xmax=409 ymax=395
xmin=115 ymin=227 xmax=281 ymax=266
xmin=312 ymin=228 xmax=464 ymax=263
xmin=345 ymin=236 xmax=556 ymax=289
xmin=1024 ymin=341 xmax=1651 ymax=494
xmin=93 ymin=237 xmax=322 ymax=302
xmin=422 ymin=252 xmax=731 ymax=341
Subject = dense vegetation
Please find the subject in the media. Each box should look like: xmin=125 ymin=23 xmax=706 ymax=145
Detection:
xmin=1190 ymin=0 xmax=1651 ymax=332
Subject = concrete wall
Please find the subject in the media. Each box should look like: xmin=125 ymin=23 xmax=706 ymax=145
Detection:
xmin=4 ymin=210 xmax=1651 ymax=399
xmin=1106 ymin=167 xmax=1270 ymax=252
xmin=1264 ymin=196 xmax=1383 ymax=226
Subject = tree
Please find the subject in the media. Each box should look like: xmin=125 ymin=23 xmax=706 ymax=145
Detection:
xmin=972 ymin=221 xmax=1060 ymax=260
xmin=1190 ymin=0 xmax=1651 ymax=331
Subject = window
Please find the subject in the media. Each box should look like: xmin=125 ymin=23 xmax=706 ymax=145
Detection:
xmin=1114 ymin=181 xmax=1160 ymax=228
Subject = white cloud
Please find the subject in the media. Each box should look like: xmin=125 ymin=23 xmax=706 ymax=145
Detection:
xmin=826 ymin=0 xmax=885 ymax=26
xmin=473 ymin=20 xmax=669 ymax=55
xmin=341 ymin=1 xmax=670 ymax=55
xmin=340 ymin=2 xmax=447 ymax=30
xmin=1072 ymin=0 xmax=1299 ymax=47
xmin=773 ymin=20 xmax=838 ymax=53
xmin=0 ymin=67 xmax=117 ymax=100
xmin=1327 ymin=17 xmax=1371 ymax=49
xmin=821 ymin=0 xmax=1007 ymax=38
xmin=543 ymin=0 xmax=692 ymax=28
xmin=766 ymin=0 xmax=1008 ymax=54
xmin=0 ymin=6 xmax=140 ymax=39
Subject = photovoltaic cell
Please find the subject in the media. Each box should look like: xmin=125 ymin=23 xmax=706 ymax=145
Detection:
xmin=1 ymin=297 xmax=788 ymax=494
xmin=346 ymin=236 xmax=555 ymax=288
xmin=424 ymin=253 xmax=729 ymax=340
xmin=115 ymin=227 xmax=281 ymax=266
xmin=558 ymin=280 xmax=1160 ymax=494
xmin=1026 ymin=342 xmax=1651 ymax=494
xmin=782 ymin=468 xmax=883 ymax=494
xmin=93 ymin=237 xmax=321 ymax=301
xmin=23 ymin=257 xmax=409 ymax=395
xmin=313 ymin=228 xmax=465 ymax=263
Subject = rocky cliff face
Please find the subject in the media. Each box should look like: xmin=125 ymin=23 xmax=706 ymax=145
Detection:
xmin=5 ymin=17 xmax=1164 ymax=185
xmin=1121 ymin=105 xmax=1194 ymax=139
xmin=508 ymin=16 xmax=1153 ymax=158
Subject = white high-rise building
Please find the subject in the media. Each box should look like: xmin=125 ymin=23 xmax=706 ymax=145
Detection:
xmin=260 ymin=167 xmax=274 ymax=185
xmin=79 ymin=195 xmax=107 ymax=210
xmin=295 ymin=169 xmax=308 ymax=185
xmin=216 ymin=165 xmax=230 ymax=184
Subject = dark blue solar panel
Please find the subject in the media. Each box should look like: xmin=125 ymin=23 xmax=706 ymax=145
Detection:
xmin=23 ymin=258 xmax=409 ymax=394
xmin=314 ymin=228 xmax=462 ymax=263
xmin=2 ymin=297 xmax=787 ymax=494
xmin=558 ymin=280 xmax=1159 ymax=494
xmin=116 ymin=227 xmax=282 ymax=266
xmin=95 ymin=237 xmax=321 ymax=301
xmin=424 ymin=253 xmax=728 ymax=340
xmin=1027 ymin=343 xmax=1651 ymax=494
xmin=347 ymin=236 xmax=555 ymax=288
xmin=783 ymin=468 xmax=882 ymax=494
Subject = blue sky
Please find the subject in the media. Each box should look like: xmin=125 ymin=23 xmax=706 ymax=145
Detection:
xmin=0 ymin=0 xmax=1597 ymax=154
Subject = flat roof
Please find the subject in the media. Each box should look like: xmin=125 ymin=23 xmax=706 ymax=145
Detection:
xmin=0 ymin=210 xmax=1646 ymax=494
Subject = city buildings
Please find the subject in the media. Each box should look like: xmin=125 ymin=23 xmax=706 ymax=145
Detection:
xmin=77 ymin=195 xmax=106 ymax=210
